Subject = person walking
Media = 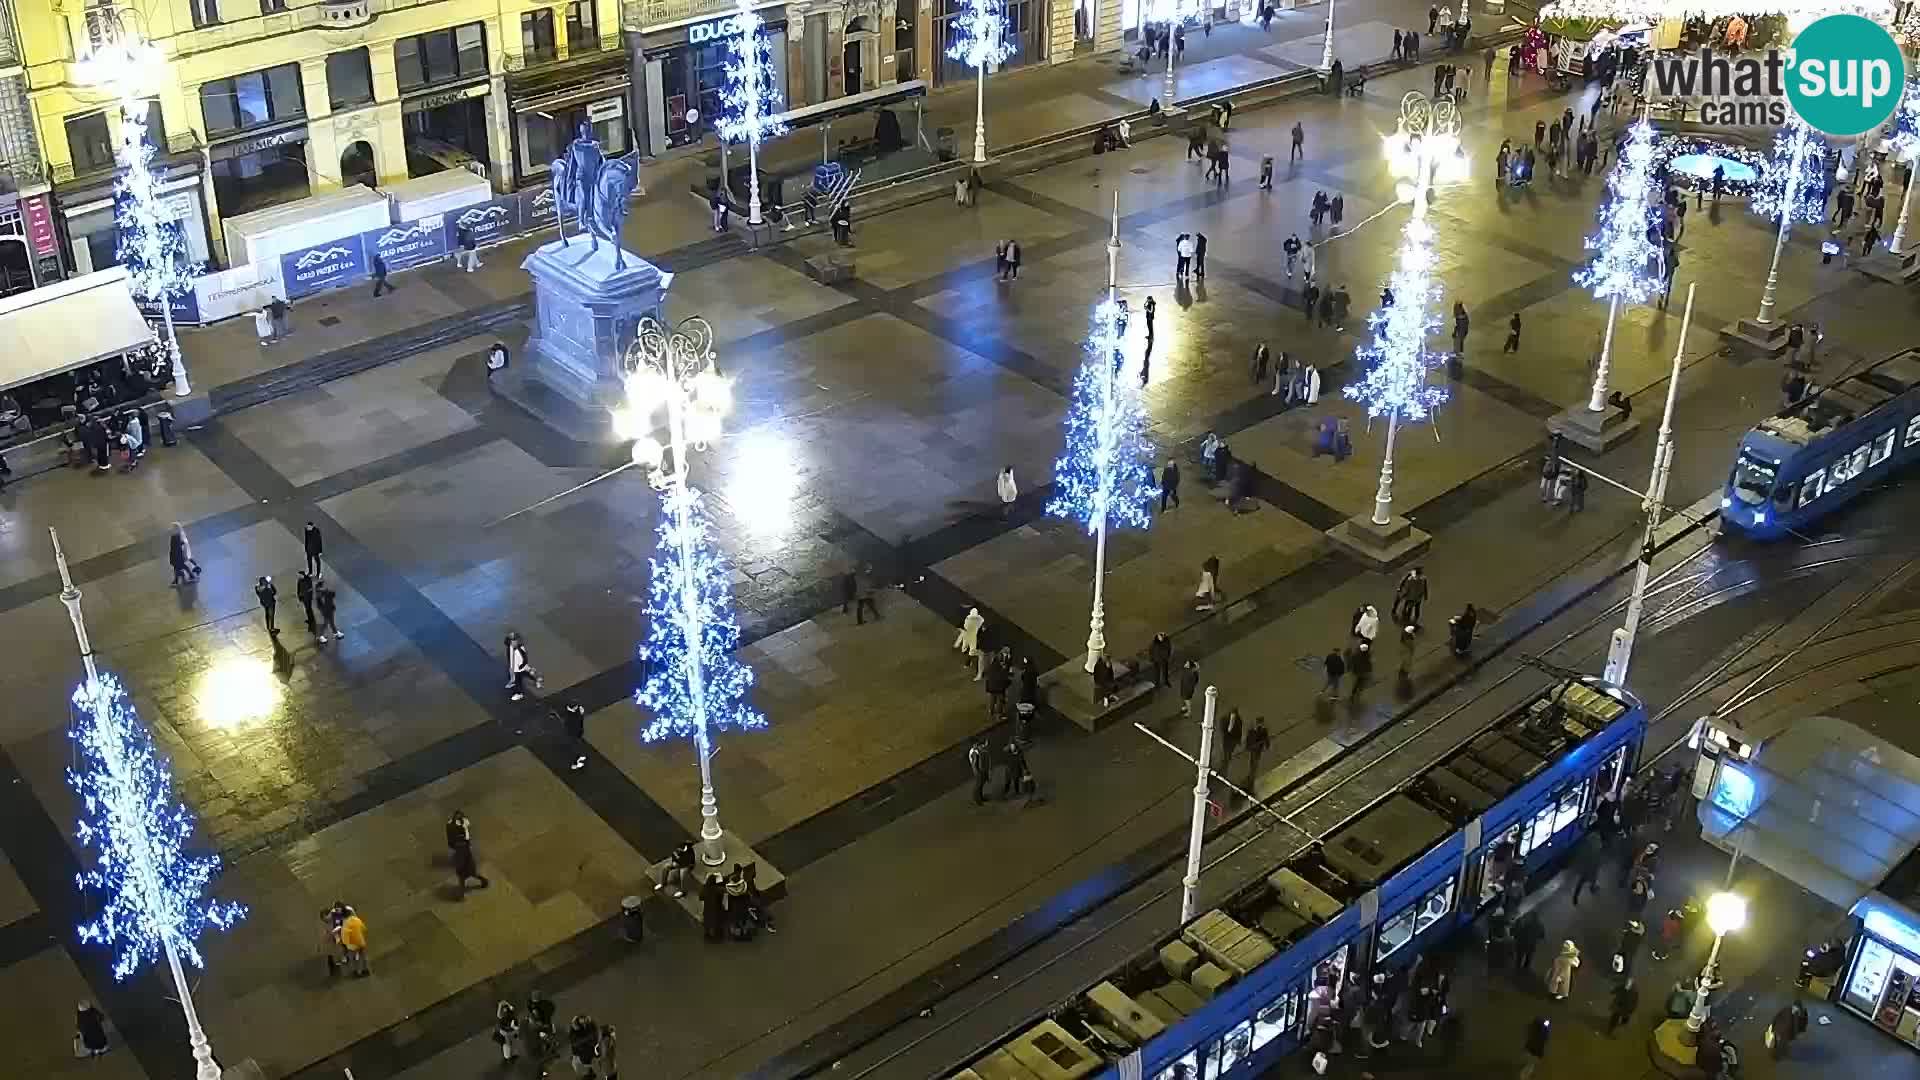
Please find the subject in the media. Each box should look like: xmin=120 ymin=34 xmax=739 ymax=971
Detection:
xmin=1517 ymin=1016 xmax=1551 ymax=1080
xmin=1143 ymin=295 xmax=1157 ymax=350
xmin=507 ymin=631 xmax=537 ymax=701
xmin=996 ymin=465 xmax=1018 ymax=517
xmin=1220 ymin=707 xmax=1244 ymax=764
xmin=448 ymin=810 xmax=490 ymax=892
xmin=340 ymin=906 xmax=370 ymax=976
xmin=315 ymin=578 xmax=342 ymax=643
xmin=1604 ymin=977 xmax=1641 ymax=1035
xmin=1160 ymin=458 xmax=1181 ymax=511
xmin=984 ymin=648 xmax=1013 ymax=718
xmin=1244 ymin=717 xmax=1271 ymax=781
xmin=1393 ymin=567 xmax=1429 ymax=628
xmin=598 ymin=1024 xmax=619 ymax=1080
xmin=1195 ymin=555 xmax=1222 ymax=610
xmin=1149 ymin=632 xmax=1174 ymax=688
xmin=1194 ymin=233 xmax=1209 ymax=277
xmin=1616 ymin=917 xmax=1645 ymax=976
xmin=1512 ymin=910 xmax=1545 ymax=973
xmin=75 ymin=1001 xmax=110 ymax=1058
xmin=1539 ymin=452 xmax=1559 ymax=502
xmin=168 ymin=523 xmax=199 ymax=585
xmin=999 ymin=737 xmax=1030 ymax=801
xmin=968 ymin=738 xmax=993 ymax=804
xmin=1767 ymin=1000 xmax=1807 ymax=1058
xmin=1569 ymin=467 xmax=1589 ymax=512
xmin=1571 ymin=831 xmax=1603 ymax=905
xmin=1452 ymin=303 xmax=1470 ymax=355
xmin=255 ymin=576 xmax=279 ymax=635
xmin=1504 ymin=311 xmax=1522 ymax=353
xmin=1301 ymin=240 xmax=1316 ymax=285
xmin=370 ymin=253 xmax=393 ymax=297
xmin=1353 ymin=604 xmax=1380 ymax=646
xmin=1323 ymin=648 xmax=1346 ymax=698
xmin=1178 ymin=660 xmax=1200 ymax=717
xmin=1283 ymin=234 xmax=1301 ymax=276
xmin=303 ymin=521 xmax=324 ymax=576
xmin=1259 ymin=155 xmax=1274 ymax=190
xmin=1546 ymin=940 xmax=1580 ymax=999
xmin=955 ymin=607 xmax=985 ymax=671
xmin=1290 ymin=121 xmax=1305 ymax=162
xmin=493 ymin=1001 xmax=522 ymax=1063
xmin=297 ymin=570 xmax=318 ymax=637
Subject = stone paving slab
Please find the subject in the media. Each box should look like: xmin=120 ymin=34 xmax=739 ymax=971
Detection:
xmin=0 ymin=851 xmax=35 ymax=932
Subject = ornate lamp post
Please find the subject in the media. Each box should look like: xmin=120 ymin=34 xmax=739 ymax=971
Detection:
xmin=948 ymin=0 xmax=1016 ymax=166
xmin=1687 ymin=892 xmax=1748 ymax=1035
xmin=716 ymin=0 xmax=788 ymax=227
xmin=1321 ymin=0 xmax=1337 ymax=75
xmin=619 ymin=317 xmax=766 ymax=866
xmin=1751 ymin=116 xmax=1827 ymax=325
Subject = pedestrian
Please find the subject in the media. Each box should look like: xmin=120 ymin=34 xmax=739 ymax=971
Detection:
xmin=1159 ymin=458 xmax=1181 ymax=512
xmin=1393 ymin=567 xmax=1429 ymax=628
xmin=1003 ymin=237 xmax=1021 ymax=279
xmin=1539 ymin=451 xmax=1559 ymax=502
xmin=316 ymin=578 xmax=342 ymax=643
xmin=1301 ymin=239 xmax=1316 ymax=284
xmin=853 ymin=565 xmax=880 ymax=623
xmin=1149 ymin=632 xmax=1174 ymax=687
xmin=1571 ymin=831 xmax=1602 ymax=905
xmin=1616 ymin=918 xmax=1645 ymax=976
xmin=1452 ymin=302 xmax=1469 ymax=355
xmin=1346 ymin=641 xmax=1372 ymax=690
xmin=1194 ymin=233 xmax=1208 ymax=277
xmin=303 ymin=521 xmax=324 ymax=576
xmin=1220 ymin=707 xmax=1244 ymax=763
xmin=701 ymin=873 xmax=726 ymax=941
xmin=1259 ymin=155 xmax=1274 ymax=189
xmin=507 ymin=631 xmax=538 ymax=700
xmin=1626 ymin=871 xmax=1652 ymax=918
xmin=1519 ymin=1016 xmax=1551 ymax=1080
xmin=256 ymin=575 xmax=278 ymax=635
xmin=1606 ymin=978 xmax=1640 ymax=1035
xmin=711 ymin=191 xmax=730 ymax=232
xmin=955 ymin=606 xmax=985 ymax=669
xmin=999 ymin=737 xmax=1029 ymax=800
xmin=1244 ymin=716 xmax=1271 ymax=780
xmin=996 ymin=464 xmax=1018 ymax=517
xmin=1291 ymin=121 xmax=1305 ymax=162
xmin=831 ymin=201 xmax=852 ymax=245
xmin=1179 ymin=660 xmax=1200 ymax=717
xmin=297 ymin=570 xmax=318 ymax=636
xmin=1353 ymin=604 xmax=1379 ymax=646
xmin=1195 ymin=555 xmax=1222 ymax=610
xmin=1766 ymin=1000 xmax=1807 ymax=1059
xmin=1551 ymin=467 xmax=1572 ymax=507
xmin=1393 ymin=28 xmax=1404 ymax=59
xmin=340 ymin=906 xmax=370 ymax=976
xmin=455 ymin=221 xmax=482 ymax=271
xmin=493 ymin=1001 xmax=521 ymax=1063
xmin=447 ymin=810 xmax=489 ymax=891
xmin=254 ymin=305 xmax=275 ymax=345
xmin=1569 ymin=467 xmax=1588 ymax=512
xmin=597 ymin=1024 xmax=620 ymax=1080
xmin=1864 ymin=221 xmax=1882 ymax=255
xmin=985 ymin=647 xmax=1013 ymax=717
xmin=1323 ymin=648 xmax=1346 ymax=697
xmin=569 ymin=1015 xmax=600 ymax=1076
xmin=168 ymin=522 xmax=199 ymax=585
xmin=268 ymin=296 xmax=292 ymax=340
xmin=1249 ymin=342 xmax=1270 ymax=386
xmin=1546 ymin=940 xmax=1580 ymax=999
xmin=370 ymin=253 xmax=392 ymax=297
xmin=74 ymin=1000 xmax=110 ymax=1058
xmin=1302 ymin=280 xmax=1321 ymax=320
xmin=1512 ymin=909 xmax=1545 ymax=972
xmin=1175 ymin=233 xmax=1194 ymax=279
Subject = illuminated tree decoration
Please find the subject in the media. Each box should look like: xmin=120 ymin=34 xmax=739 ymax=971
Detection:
xmin=115 ymin=106 xmax=195 ymax=332
xmin=69 ymin=672 xmax=245 ymax=982
xmin=714 ymin=1 xmax=789 ymax=147
xmin=1887 ymin=80 xmax=1920 ymax=163
xmin=1344 ymin=216 xmax=1450 ymax=425
xmin=1575 ymin=120 xmax=1662 ymax=305
xmin=946 ymin=0 xmax=1016 ymax=72
xmin=1750 ymin=116 xmax=1829 ymax=226
xmin=1540 ymin=0 xmax=1892 ymax=22
xmin=1046 ymin=298 xmax=1158 ymax=536
xmin=636 ymin=484 xmax=766 ymax=745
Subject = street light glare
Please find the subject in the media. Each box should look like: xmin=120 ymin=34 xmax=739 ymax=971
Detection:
xmin=1706 ymin=892 xmax=1748 ymax=935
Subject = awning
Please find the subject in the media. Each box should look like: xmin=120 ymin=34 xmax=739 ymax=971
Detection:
xmin=0 ymin=267 xmax=154 ymax=393
xmin=1699 ymin=716 xmax=1920 ymax=910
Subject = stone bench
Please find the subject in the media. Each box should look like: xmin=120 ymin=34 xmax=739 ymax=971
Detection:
xmin=804 ymin=252 xmax=855 ymax=284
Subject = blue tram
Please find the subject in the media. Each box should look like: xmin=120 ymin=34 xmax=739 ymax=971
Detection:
xmin=1721 ymin=349 xmax=1920 ymax=539
xmin=951 ymin=678 xmax=1645 ymax=1080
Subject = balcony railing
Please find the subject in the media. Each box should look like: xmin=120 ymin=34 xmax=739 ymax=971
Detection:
xmin=500 ymin=33 xmax=621 ymax=74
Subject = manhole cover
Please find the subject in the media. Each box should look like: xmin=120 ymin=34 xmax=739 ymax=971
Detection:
xmin=317 ymin=315 xmax=342 ymax=327
xmin=1131 ymin=167 xmax=1152 ymax=175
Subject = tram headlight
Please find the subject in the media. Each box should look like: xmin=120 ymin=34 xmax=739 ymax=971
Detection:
xmin=1753 ymin=509 xmax=1769 ymax=526
xmin=1721 ymin=496 xmax=1732 ymax=509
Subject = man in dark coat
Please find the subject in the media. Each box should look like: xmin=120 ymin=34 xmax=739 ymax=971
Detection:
xmin=1607 ymin=979 xmax=1639 ymax=1035
xmin=968 ymin=739 xmax=993 ymax=805
xmin=1149 ymin=633 xmax=1173 ymax=687
xmin=1245 ymin=718 xmax=1272 ymax=781
xmin=1000 ymin=738 xmax=1029 ymax=800
xmin=1571 ymin=831 xmax=1604 ymax=905
xmin=316 ymin=579 xmax=341 ymax=643
xmin=1160 ymin=459 xmax=1181 ymax=511
xmin=1512 ymin=910 xmax=1546 ymax=972
xmin=984 ymin=650 xmax=1013 ymax=718
xmin=256 ymin=576 xmax=278 ymax=634
xmin=296 ymin=570 xmax=318 ymax=636
xmin=701 ymin=874 xmax=727 ymax=942
xmin=303 ymin=521 xmax=324 ymax=576
xmin=1179 ymin=660 xmax=1201 ymax=716
xmin=1520 ymin=1016 xmax=1551 ymax=1079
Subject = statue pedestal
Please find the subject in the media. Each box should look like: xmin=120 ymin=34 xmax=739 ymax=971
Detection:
xmin=494 ymin=236 xmax=671 ymax=439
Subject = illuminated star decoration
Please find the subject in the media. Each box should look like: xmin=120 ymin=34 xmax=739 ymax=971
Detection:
xmin=946 ymin=0 xmax=1016 ymax=71
xmin=1575 ymin=120 xmax=1662 ymax=304
xmin=1046 ymin=298 xmax=1159 ymax=536
xmin=636 ymin=484 xmax=767 ymax=745
xmin=714 ymin=0 xmax=789 ymax=147
xmin=69 ymin=673 xmax=245 ymax=982
xmin=116 ymin=103 xmax=196 ymax=333
xmin=1750 ymin=115 xmax=1830 ymax=226
xmin=1344 ymin=216 xmax=1450 ymax=425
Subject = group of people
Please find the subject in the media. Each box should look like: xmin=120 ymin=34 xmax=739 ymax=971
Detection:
xmin=1537 ymin=452 xmax=1591 ymax=513
xmin=493 ymin=991 xmax=620 ymax=1078
xmin=249 ymin=522 xmax=345 ymax=643
xmin=65 ymin=405 xmax=167 ymax=473
xmin=1185 ymin=125 xmax=1233 ymax=187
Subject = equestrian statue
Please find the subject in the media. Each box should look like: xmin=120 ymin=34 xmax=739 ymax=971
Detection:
xmin=550 ymin=122 xmax=642 ymax=270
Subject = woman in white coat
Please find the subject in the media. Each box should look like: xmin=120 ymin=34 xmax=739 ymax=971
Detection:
xmin=955 ymin=607 xmax=986 ymax=663
xmin=1301 ymin=240 xmax=1317 ymax=284
xmin=1547 ymin=939 xmax=1581 ymax=999
xmin=1353 ymin=605 xmax=1380 ymax=645
xmin=1304 ymin=364 xmax=1322 ymax=404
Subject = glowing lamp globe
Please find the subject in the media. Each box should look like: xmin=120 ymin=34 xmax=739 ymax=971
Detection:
xmin=632 ymin=436 xmax=665 ymax=469
xmin=692 ymin=370 xmax=732 ymax=413
xmin=1705 ymin=892 xmax=1747 ymax=936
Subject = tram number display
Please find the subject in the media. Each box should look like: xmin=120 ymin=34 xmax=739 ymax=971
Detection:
xmin=1799 ymin=418 xmax=1920 ymax=509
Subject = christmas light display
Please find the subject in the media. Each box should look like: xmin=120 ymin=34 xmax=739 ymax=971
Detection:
xmin=116 ymin=106 xmax=195 ymax=383
xmin=947 ymin=0 xmax=1016 ymax=165
xmin=1886 ymin=81 xmax=1920 ymax=252
xmin=1540 ymin=0 xmax=1892 ymax=23
xmin=1047 ymin=293 xmax=1158 ymax=671
xmin=1574 ymin=119 xmax=1662 ymax=414
xmin=1652 ymin=136 xmax=1768 ymax=198
xmin=715 ymin=0 xmax=788 ymax=225
xmin=1751 ymin=115 xmax=1828 ymax=324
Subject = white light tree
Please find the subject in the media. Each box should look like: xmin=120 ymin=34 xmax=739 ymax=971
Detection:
xmin=947 ymin=0 xmax=1016 ymax=166
xmin=1047 ymin=200 xmax=1158 ymax=673
xmin=1883 ymin=81 xmax=1920 ymax=254
xmin=1574 ymin=118 xmax=1662 ymax=415
xmin=1749 ymin=114 xmax=1828 ymax=325
xmin=716 ymin=0 xmax=789 ymax=226
xmin=53 ymin=529 xmax=244 ymax=1080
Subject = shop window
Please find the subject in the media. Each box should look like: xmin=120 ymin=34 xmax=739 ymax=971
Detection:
xmin=259 ymin=0 xmax=287 ymax=11
xmin=396 ymin=23 xmax=488 ymax=91
xmin=200 ymin=64 xmax=305 ymax=136
xmin=522 ymin=10 xmax=557 ymax=62
xmin=190 ymin=0 xmax=220 ymax=28
xmin=327 ymin=49 xmax=374 ymax=111
xmin=1377 ymin=876 xmax=1457 ymax=961
xmin=65 ymin=111 xmax=113 ymax=173
xmin=566 ymin=1 xmax=599 ymax=51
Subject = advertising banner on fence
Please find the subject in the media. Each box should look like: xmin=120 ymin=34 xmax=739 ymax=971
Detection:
xmin=361 ymin=216 xmax=450 ymax=273
xmin=518 ymin=184 xmax=563 ymax=233
xmin=279 ymin=236 xmax=369 ymax=299
xmin=134 ymin=290 xmax=202 ymax=326
xmin=450 ymin=195 xmax=519 ymax=248
xmin=194 ymin=261 xmax=283 ymax=323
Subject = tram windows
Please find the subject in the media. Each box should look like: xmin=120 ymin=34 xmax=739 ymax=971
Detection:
xmin=1152 ymin=1051 xmax=1199 ymax=1080
xmin=1731 ymin=451 xmax=1777 ymax=504
xmin=1213 ymin=1019 xmax=1255 ymax=1073
xmin=1800 ymin=469 xmax=1826 ymax=508
xmin=1906 ymin=415 xmax=1920 ymax=447
xmin=1554 ymin=780 xmax=1590 ymax=833
xmin=1850 ymin=445 xmax=1871 ymax=479
xmin=1378 ymin=876 xmax=1458 ymax=961
xmin=1830 ymin=453 xmax=1855 ymax=487
xmin=1524 ymin=803 xmax=1556 ymax=854
xmin=1252 ymin=993 xmax=1292 ymax=1050
xmin=1871 ymin=428 xmax=1897 ymax=467
xmin=1479 ymin=829 xmax=1521 ymax=905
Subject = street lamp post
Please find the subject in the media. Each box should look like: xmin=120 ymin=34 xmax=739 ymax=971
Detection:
xmin=1085 ymin=197 xmax=1123 ymax=673
xmin=1687 ymin=892 xmax=1748 ymax=1035
xmin=716 ymin=0 xmax=787 ymax=227
xmin=1752 ymin=120 xmax=1825 ymax=326
xmin=1180 ymin=686 xmax=1218 ymax=924
xmin=1320 ymin=0 xmax=1336 ymax=75
xmin=949 ymin=0 xmax=1015 ymax=166
xmin=1755 ymin=136 xmax=1805 ymax=325
xmin=621 ymin=317 xmax=741 ymax=866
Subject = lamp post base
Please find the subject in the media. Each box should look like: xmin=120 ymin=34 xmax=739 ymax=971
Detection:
xmin=1651 ymin=1017 xmax=1706 ymax=1066
xmin=1857 ymin=246 xmax=1920 ymax=282
xmin=1326 ymin=512 xmax=1430 ymax=570
xmin=1547 ymin=403 xmax=1642 ymax=453
xmin=1718 ymin=316 xmax=1794 ymax=359
xmin=646 ymin=830 xmax=788 ymax=911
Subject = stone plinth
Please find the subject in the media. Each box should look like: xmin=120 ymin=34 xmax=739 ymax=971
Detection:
xmin=1326 ymin=512 xmax=1431 ymax=569
xmin=645 ymin=831 xmax=788 ymax=921
xmin=1857 ymin=245 xmax=1920 ymax=282
xmin=1547 ymin=401 xmax=1642 ymax=452
xmin=1719 ymin=316 xmax=1792 ymax=359
xmin=493 ymin=236 xmax=671 ymax=438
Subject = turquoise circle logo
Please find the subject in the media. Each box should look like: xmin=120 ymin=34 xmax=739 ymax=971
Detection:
xmin=1785 ymin=14 xmax=1905 ymax=136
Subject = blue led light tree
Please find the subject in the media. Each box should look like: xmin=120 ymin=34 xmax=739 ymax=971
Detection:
xmin=715 ymin=0 xmax=789 ymax=226
xmin=946 ymin=0 xmax=1015 ymax=166
xmin=1047 ymin=200 xmax=1157 ymax=672
xmin=1345 ymin=93 xmax=1458 ymax=535
xmin=1573 ymin=118 xmax=1662 ymax=415
xmin=52 ymin=529 xmax=243 ymax=1080
xmin=622 ymin=317 xmax=765 ymax=866
xmin=1749 ymin=114 xmax=1828 ymax=324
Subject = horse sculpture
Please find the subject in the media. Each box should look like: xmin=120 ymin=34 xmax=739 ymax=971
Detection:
xmin=548 ymin=123 xmax=640 ymax=269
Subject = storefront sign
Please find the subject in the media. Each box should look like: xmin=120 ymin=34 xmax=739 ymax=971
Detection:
xmin=587 ymin=97 xmax=625 ymax=123
xmin=361 ymin=218 xmax=450 ymax=273
xmin=210 ymin=126 xmax=308 ymax=163
xmin=135 ymin=290 xmax=202 ymax=326
xmin=279 ymin=236 xmax=368 ymax=298
xmin=403 ymin=82 xmax=491 ymax=114
xmin=634 ymin=0 xmax=753 ymax=31
xmin=450 ymin=195 xmax=520 ymax=247
xmin=21 ymin=193 xmax=56 ymax=257
xmin=688 ymin=13 xmax=748 ymax=43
